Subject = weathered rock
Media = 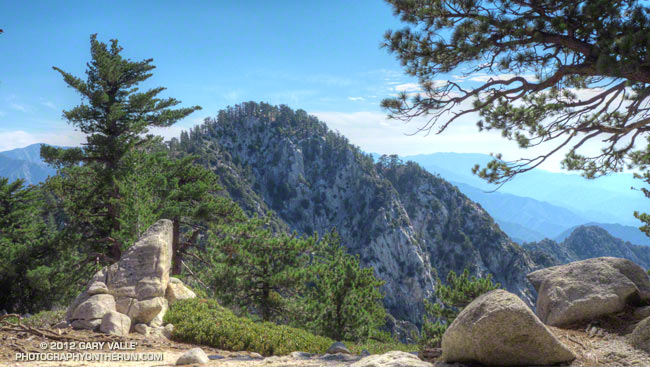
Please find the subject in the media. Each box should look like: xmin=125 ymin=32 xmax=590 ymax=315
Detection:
xmin=636 ymin=306 xmax=650 ymax=320
xmin=70 ymin=294 xmax=116 ymax=328
xmin=165 ymin=280 xmax=196 ymax=305
xmin=326 ymin=342 xmax=351 ymax=354
xmin=441 ymin=290 xmax=575 ymax=366
xmin=134 ymin=323 xmax=150 ymax=336
xmin=71 ymin=319 xmax=101 ymax=330
xmin=87 ymin=281 xmax=109 ymax=295
xmin=528 ymin=257 xmax=650 ymax=326
xmin=65 ymin=219 xmax=174 ymax=330
xmin=176 ymin=347 xmax=208 ymax=365
xmin=126 ymin=297 xmax=166 ymax=325
xmin=163 ymin=323 xmax=174 ymax=338
xmin=360 ymin=350 xmax=371 ymax=357
xmin=630 ymin=316 xmax=650 ymax=352
xmin=351 ymin=351 xmax=432 ymax=367
xmin=99 ymin=311 xmax=131 ymax=336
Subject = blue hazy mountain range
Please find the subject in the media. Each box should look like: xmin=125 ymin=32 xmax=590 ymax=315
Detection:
xmin=0 ymin=143 xmax=57 ymax=185
xmin=399 ymin=152 xmax=650 ymax=246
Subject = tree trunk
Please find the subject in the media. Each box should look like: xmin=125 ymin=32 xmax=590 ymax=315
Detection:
xmin=171 ymin=217 xmax=182 ymax=275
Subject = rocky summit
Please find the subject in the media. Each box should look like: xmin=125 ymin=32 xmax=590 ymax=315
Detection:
xmin=171 ymin=102 xmax=537 ymax=323
xmin=65 ymin=219 xmax=196 ymax=334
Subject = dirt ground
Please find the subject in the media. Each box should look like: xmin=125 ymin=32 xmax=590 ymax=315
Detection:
xmin=3 ymin=310 xmax=650 ymax=367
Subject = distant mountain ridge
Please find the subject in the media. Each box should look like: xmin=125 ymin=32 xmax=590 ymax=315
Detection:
xmin=0 ymin=144 xmax=56 ymax=185
xmin=403 ymin=152 xmax=648 ymax=226
xmin=401 ymin=152 xmax=649 ymax=246
xmin=524 ymin=225 xmax=650 ymax=270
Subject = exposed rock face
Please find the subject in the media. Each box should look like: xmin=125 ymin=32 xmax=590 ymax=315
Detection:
xmin=175 ymin=103 xmax=537 ymax=323
xmin=528 ymin=257 xmax=650 ymax=326
xmin=350 ymin=351 xmax=432 ymax=367
xmin=66 ymin=219 xmax=194 ymax=334
xmin=441 ymin=290 xmax=575 ymax=366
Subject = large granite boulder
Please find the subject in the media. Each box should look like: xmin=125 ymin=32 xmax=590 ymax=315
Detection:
xmin=527 ymin=257 xmax=650 ymax=326
xmin=441 ymin=290 xmax=575 ymax=366
xmin=66 ymin=219 xmax=175 ymax=333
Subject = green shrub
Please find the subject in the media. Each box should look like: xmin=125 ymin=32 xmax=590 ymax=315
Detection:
xmin=164 ymin=298 xmax=333 ymax=356
xmin=165 ymin=298 xmax=418 ymax=356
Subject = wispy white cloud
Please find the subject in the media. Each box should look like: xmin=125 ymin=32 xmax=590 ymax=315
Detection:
xmin=41 ymin=101 xmax=56 ymax=110
xmin=311 ymin=109 xmax=608 ymax=172
xmin=10 ymin=102 xmax=28 ymax=113
xmin=394 ymin=83 xmax=421 ymax=93
xmin=348 ymin=97 xmax=365 ymax=102
xmin=0 ymin=130 xmax=85 ymax=151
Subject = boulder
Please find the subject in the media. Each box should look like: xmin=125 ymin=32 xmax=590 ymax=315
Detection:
xmin=176 ymin=348 xmax=208 ymax=365
xmin=99 ymin=311 xmax=131 ymax=336
xmin=165 ymin=280 xmax=196 ymax=305
xmin=527 ymin=257 xmax=650 ymax=326
xmin=134 ymin=323 xmax=150 ymax=336
xmin=65 ymin=219 xmax=174 ymax=330
xmin=326 ymin=342 xmax=351 ymax=354
xmin=350 ymin=351 xmax=432 ymax=367
xmin=629 ymin=316 xmax=650 ymax=352
xmin=70 ymin=294 xmax=116 ymax=330
xmin=441 ymin=290 xmax=575 ymax=366
xmin=87 ymin=281 xmax=109 ymax=295
xmin=71 ymin=319 xmax=101 ymax=330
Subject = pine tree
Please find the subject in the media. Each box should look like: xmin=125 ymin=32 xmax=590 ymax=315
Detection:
xmin=42 ymin=34 xmax=201 ymax=263
xmin=206 ymin=215 xmax=315 ymax=321
xmin=155 ymin=153 xmax=247 ymax=275
xmin=301 ymin=230 xmax=386 ymax=342
xmin=0 ymin=179 xmax=71 ymax=312
xmin=420 ymin=269 xmax=500 ymax=349
xmin=382 ymin=1 xmax=650 ymax=229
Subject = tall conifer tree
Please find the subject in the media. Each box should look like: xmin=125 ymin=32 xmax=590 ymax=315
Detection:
xmin=42 ymin=34 xmax=201 ymax=262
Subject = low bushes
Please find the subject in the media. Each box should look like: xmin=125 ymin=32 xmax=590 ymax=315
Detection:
xmin=164 ymin=298 xmax=332 ymax=356
xmin=164 ymin=298 xmax=417 ymax=356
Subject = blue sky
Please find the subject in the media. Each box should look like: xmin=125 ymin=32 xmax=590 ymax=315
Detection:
xmin=0 ymin=1 xmax=614 ymax=171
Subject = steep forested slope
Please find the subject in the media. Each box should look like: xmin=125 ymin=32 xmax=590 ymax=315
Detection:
xmin=169 ymin=102 xmax=537 ymax=323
